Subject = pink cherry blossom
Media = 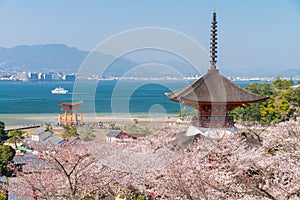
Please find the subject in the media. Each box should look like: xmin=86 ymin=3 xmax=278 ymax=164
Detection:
xmin=11 ymin=121 xmax=300 ymax=200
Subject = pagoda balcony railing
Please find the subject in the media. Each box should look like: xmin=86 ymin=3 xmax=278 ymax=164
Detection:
xmin=192 ymin=116 xmax=234 ymax=128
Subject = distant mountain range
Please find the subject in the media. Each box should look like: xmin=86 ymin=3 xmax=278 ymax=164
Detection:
xmin=0 ymin=44 xmax=199 ymax=77
xmin=0 ymin=44 xmax=87 ymax=73
xmin=0 ymin=44 xmax=299 ymax=78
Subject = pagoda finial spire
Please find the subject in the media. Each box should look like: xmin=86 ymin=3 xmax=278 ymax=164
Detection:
xmin=210 ymin=10 xmax=218 ymax=70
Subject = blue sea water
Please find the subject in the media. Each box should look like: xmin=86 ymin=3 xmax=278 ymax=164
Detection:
xmin=0 ymin=80 xmax=255 ymax=114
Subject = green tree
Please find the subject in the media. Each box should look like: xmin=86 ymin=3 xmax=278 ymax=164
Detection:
xmin=260 ymin=106 xmax=281 ymax=125
xmin=45 ymin=123 xmax=53 ymax=132
xmin=0 ymin=144 xmax=15 ymax=176
xmin=245 ymin=82 xmax=259 ymax=94
xmin=294 ymin=87 xmax=300 ymax=107
xmin=232 ymin=78 xmax=300 ymax=124
xmin=0 ymin=193 xmax=7 ymax=200
xmin=272 ymin=76 xmax=293 ymax=90
xmin=124 ymin=124 xmax=152 ymax=136
xmin=276 ymin=87 xmax=298 ymax=119
xmin=258 ymin=83 xmax=274 ymax=96
xmin=245 ymin=82 xmax=273 ymax=96
xmin=0 ymin=121 xmax=7 ymax=143
xmin=244 ymin=104 xmax=263 ymax=122
xmin=231 ymin=81 xmax=269 ymax=122
xmin=178 ymin=109 xmax=188 ymax=117
xmin=62 ymin=126 xmax=79 ymax=139
xmin=7 ymin=130 xmax=25 ymax=149
xmin=230 ymin=107 xmax=245 ymax=121
xmin=231 ymin=103 xmax=263 ymax=123
xmin=189 ymin=109 xmax=199 ymax=117
xmin=81 ymin=127 xmax=96 ymax=142
xmin=133 ymin=119 xmax=139 ymax=124
xmin=275 ymin=97 xmax=291 ymax=120
xmin=140 ymin=127 xmax=152 ymax=136
xmin=282 ymin=87 xmax=300 ymax=107
xmin=288 ymin=76 xmax=294 ymax=86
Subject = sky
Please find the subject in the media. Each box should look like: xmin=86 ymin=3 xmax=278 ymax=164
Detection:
xmin=0 ymin=0 xmax=299 ymax=75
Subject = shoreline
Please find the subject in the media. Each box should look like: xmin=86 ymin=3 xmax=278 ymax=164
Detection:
xmin=0 ymin=113 xmax=179 ymax=129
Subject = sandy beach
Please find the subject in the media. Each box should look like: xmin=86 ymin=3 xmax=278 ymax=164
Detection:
xmin=0 ymin=113 xmax=179 ymax=130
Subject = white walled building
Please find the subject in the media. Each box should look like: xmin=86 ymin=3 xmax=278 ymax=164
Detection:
xmin=31 ymin=128 xmax=53 ymax=142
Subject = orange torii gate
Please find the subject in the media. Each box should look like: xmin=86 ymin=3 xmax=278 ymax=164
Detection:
xmin=57 ymin=101 xmax=84 ymax=126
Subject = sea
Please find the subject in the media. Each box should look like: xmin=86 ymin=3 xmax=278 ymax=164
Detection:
xmin=0 ymin=80 xmax=260 ymax=125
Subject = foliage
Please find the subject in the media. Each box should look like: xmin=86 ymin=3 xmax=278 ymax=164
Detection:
xmin=133 ymin=118 xmax=139 ymax=124
xmin=0 ymin=144 xmax=15 ymax=176
xmin=45 ymin=123 xmax=53 ymax=132
xmin=260 ymin=106 xmax=281 ymax=124
xmin=110 ymin=123 xmax=121 ymax=130
xmin=62 ymin=125 xmax=79 ymax=139
xmin=0 ymin=193 xmax=7 ymax=200
xmin=178 ymin=109 xmax=188 ymax=117
xmin=272 ymin=76 xmax=294 ymax=90
xmin=123 ymin=124 xmax=152 ymax=136
xmin=231 ymin=104 xmax=263 ymax=122
xmin=232 ymin=77 xmax=300 ymax=124
xmin=140 ymin=127 xmax=152 ymax=136
xmin=80 ymin=127 xmax=96 ymax=142
xmin=0 ymin=121 xmax=7 ymax=143
xmin=0 ymin=122 xmax=16 ymax=177
xmin=189 ymin=109 xmax=199 ymax=117
xmin=178 ymin=109 xmax=198 ymax=119
xmin=246 ymin=82 xmax=274 ymax=96
xmin=112 ymin=126 xmax=122 ymax=130
xmin=7 ymin=129 xmax=25 ymax=149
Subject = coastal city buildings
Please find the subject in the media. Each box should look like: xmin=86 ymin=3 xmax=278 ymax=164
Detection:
xmin=0 ymin=71 xmax=76 ymax=81
xmin=0 ymin=70 xmax=297 ymax=82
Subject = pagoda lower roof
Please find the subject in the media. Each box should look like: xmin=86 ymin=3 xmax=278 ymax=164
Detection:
xmin=165 ymin=69 xmax=268 ymax=106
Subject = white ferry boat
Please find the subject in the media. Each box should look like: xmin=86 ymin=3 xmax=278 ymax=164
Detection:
xmin=51 ymin=87 xmax=68 ymax=94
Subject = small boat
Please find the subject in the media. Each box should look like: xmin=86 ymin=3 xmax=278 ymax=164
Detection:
xmin=51 ymin=87 xmax=68 ymax=94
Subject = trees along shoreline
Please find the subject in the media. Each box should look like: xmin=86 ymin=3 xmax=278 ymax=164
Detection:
xmin=177 ymin=76 xmax=299 ymax=125
xmin=231 ymin=76 xmax=299 ymax=125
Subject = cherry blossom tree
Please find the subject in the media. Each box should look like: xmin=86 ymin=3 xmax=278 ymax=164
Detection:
xmin=90 ymin=122 xmax=300 ymax=200
xmin=11 ymin=121 xmax=300 ymax=200
xmin=13 ymin=139 xmax=113 ymax=200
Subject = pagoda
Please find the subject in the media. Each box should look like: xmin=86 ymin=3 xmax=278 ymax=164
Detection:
xmin=166 ymin=11 xmax=268 ymax=131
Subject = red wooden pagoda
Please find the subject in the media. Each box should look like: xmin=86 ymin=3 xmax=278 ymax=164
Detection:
xmin=57 ymin=101 xmax=84 ymax=126
xmin=166 ymin=11 xmax=268 ymax=130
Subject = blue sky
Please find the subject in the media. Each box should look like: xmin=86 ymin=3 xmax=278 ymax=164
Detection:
xmin=0 ymin=0 xmax=299 ymax=75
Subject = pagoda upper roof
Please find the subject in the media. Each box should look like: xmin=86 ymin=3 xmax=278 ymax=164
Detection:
xmin=165 ymin=69 xmax=269 ymax=107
